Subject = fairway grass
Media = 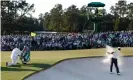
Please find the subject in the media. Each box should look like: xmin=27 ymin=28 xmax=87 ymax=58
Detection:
xmin=1 ymin=47 xmax=133 ymax=80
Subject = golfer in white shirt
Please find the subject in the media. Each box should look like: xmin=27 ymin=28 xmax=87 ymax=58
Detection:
xmin=109 ymin=47 xmax=121 ymax=75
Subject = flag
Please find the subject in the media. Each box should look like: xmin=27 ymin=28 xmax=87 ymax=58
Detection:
xmin=31 ymin=32 xmax=36 ymax=37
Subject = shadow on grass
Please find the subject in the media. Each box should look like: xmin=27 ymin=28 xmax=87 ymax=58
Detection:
xmin=23 ymin=63 xmax=51 ymax=69
xmin=1 ymin=67 xmax=37 ymax=71
xmin=1 ymin=63 xmax=52 ymax=72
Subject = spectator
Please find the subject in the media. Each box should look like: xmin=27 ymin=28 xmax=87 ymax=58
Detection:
xmin=1 ymin=31 xmax=133 ymax=51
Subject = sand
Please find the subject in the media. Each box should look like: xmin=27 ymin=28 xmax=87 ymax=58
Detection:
xmin=25 ymin=57 xmax=133 ymax=80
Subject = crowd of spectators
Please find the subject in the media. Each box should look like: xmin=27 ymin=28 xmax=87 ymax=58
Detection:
xmin=1 ymin=31 xmax=133 ymax=51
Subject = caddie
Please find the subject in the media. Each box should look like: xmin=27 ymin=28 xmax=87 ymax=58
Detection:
xmin=6 ymin=46 xmax=30 ymax=66
xmin=6 ymin=47 xmax=22 ymax=66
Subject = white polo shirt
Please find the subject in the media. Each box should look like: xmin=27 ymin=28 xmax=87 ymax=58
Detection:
xmin=110 ymin=50 xmax=120 ymax=59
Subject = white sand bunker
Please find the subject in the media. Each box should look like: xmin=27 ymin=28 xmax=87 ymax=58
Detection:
xmin=24 ymin=57 xmax=133 ymax=80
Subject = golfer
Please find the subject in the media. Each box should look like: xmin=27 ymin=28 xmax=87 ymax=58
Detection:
xmin=108 ymin=47 xmax=121 ymax=75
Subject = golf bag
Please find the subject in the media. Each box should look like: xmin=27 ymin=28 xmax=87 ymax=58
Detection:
xmin=21 ymin=46 xmax=30 ymax=63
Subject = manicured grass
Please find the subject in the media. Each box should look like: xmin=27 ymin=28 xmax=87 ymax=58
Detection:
xmin=1 ymin=47 xmax=133 ymax=80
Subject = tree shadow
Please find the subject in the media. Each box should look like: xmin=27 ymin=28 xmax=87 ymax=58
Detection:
xmin=24 ymin=63 xmax=51 ymax=69
xmin=1 ymin=67 xmax=37 ymax=71
xmin=1 ymin=63 xmax=51 ymax=72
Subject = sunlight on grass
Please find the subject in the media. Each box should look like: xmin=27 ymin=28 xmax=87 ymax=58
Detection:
xmin=1 ymin=47 xmax=133 ymax=80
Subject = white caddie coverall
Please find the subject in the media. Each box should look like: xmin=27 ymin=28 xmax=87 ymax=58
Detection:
xmin=7 ymin=48 xmax=22 ymax=66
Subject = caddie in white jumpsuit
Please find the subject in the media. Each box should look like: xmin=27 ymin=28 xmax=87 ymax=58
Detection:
xmin=6 ymin=48 xmax=22 ymax=66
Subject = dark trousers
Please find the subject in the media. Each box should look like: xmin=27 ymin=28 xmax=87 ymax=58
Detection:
xmin=110 ymin=58 xmax=120 ymax=73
